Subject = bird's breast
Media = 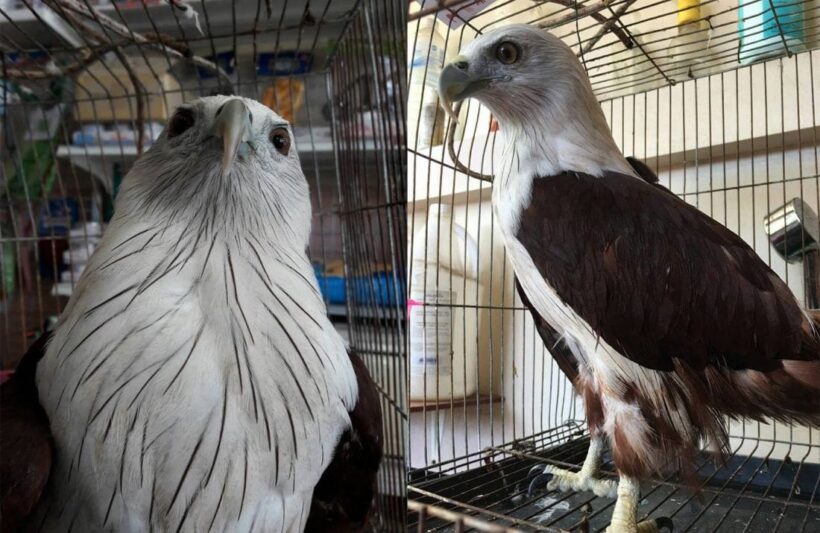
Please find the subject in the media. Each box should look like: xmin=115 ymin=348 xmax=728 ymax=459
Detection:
xmin=35 ymin=229 xmax=357 ymax=530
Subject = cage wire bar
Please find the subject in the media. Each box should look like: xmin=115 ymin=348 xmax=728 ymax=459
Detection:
xmin=328 ymin=0 xmax=408 ymax=528
xmin=0 ymin=0 xmax=405 ymax=530
xmin=408 ymin=0 xmax=820 ymax=532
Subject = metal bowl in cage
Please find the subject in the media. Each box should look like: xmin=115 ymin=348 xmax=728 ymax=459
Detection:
xmin=764 ymin=199 xmax=820 ymax=262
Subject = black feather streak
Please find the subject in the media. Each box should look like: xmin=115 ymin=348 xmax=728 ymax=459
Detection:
xmin=227 ymin=248 xmax=255 ymax=344
xmin=206 ymin=461 xmax=232 ymax=531
xmin=140 ymin=417 xmax=148 ymax=487
xmin=239 ymin=443 xmax=248 ymax=520
xmin=260 ymin=302 xmax=323 ymax=402
xmin=204 ymin=381 xmax=229 ymax=487
xmin=102 ymin=487 xmax=116 ymax=525
xmin=110 ymin=226 xmax=154 ymax=252
xmin=279 ymin=383 xmax=299 ymax=459
xmin=163 ymin=324 xmax=206 ymax=395
xmin=230 ymin=324 xmax=245 ymax=393
xmin=97 ymin=232 xmax=160 ymax=271
xmin=166 ymin=425 xmax=207 ymax=515
xmin=198 ymin=236 xmax=218 ymax=280
xmin=82 ymin=283 xmax=139 ymax=317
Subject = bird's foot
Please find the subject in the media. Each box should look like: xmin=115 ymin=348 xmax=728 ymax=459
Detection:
xmin=606 ymin=476 xmax=672 ymax=532
xmin=526 ymin=464 xmax=617 ymax=498
xmin=605 ymin=516 xmax=673 ymax=533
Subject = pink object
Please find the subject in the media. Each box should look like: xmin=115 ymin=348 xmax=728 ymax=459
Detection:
xmin=0 ymin=370 xmax=14 ymax=385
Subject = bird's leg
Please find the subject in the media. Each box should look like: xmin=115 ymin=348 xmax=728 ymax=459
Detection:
xmin=527 ymin=435 xmax=617 ymax=498
xmin=606 ymin=476 xmax=672 ymax=533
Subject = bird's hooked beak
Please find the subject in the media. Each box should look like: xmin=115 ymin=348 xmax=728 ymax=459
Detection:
xmin=438 ymin=56 xmax=505 ymax=122
xmin=212 ymin=98 xmax=252 ymax=175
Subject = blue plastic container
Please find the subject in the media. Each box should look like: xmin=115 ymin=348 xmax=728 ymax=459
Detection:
xmin=312 ymin=266 xmax=404 ymax=308
xmin=256 ymin=52 xmax=312 ymax=76
xmin=38 ymin=198 xmax=79 ymax=238
xmin=352 ymin=272 xmax=405 ymax=308
xmin=739 ymin=0 xmax=805 ymax=64
xmin=196 ymin=51 xmax=236 ymax=79
xmin=313 ymin=264 xmax=346 ymax=305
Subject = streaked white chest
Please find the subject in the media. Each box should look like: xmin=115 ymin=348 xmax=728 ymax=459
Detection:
xmin=35 ymin=223 xmax=356 ymax=532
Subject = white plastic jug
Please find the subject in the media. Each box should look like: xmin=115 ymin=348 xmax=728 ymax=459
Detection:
xmin=409 ymin=204 xmax=479 ymax=400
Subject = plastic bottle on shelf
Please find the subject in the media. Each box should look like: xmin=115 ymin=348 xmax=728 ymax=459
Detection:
xmin=408 ymin=16 xmax=446 ymax=150
xmin=667 ymin=1 xmax=714 ymax=81
xmin=409 ymin=203 xmax=479 ymax=401
xmin=739 ymin=0 xmax=806 ymax=65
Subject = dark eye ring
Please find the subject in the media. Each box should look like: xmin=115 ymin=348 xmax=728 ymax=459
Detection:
xmin=167 ymin=108 xmax=195 ymax=139
xmin=270 ymin=127 xmax=291 ymax=156
xmin=495 ymin=41 xmax=520 ymax=64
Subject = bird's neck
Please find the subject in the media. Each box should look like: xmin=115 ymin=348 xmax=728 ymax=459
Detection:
xmin=497 ymin=109 xmax=631 ymax=181
xmin=491 ymin=109 xmax=634 ymax=237
xmin=119 ymin=163 xmax=314 ymax=250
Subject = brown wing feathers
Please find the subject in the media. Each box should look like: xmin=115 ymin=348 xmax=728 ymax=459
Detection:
xmin=1 ymin=332 xmax=53 ymax=532
xmin=515 ymin=158 xmax=663 ymax=387
xmin=517 ymin=170 xmax=816 ymax=371
xmin=305 ymin=350 xmax=383 ymax=532
xmin=515 ymin=168 xmax=820 ymax=430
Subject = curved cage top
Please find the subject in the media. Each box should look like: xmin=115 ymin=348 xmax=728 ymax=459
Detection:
xmin=410 ymin=0 xmax=820 ymax=101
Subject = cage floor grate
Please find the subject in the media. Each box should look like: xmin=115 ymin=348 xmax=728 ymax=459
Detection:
xmin=409 ymin=424 xmax=820 ymax=532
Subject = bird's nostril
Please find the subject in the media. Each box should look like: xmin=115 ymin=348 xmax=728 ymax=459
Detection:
xmin=454 ymin=60 xmax=469 ymax=71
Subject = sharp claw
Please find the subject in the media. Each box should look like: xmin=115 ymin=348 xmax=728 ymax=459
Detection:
xmin=526 ymin=464 xmax=545 ymax=482
xmin=654 ymin=517 xmax=673 ymax=532
xmin=527 ymin=472 xmax=553 ymax=498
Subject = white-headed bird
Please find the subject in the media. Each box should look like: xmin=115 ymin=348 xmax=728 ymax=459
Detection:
xmin=439 ymin=24 xmax=819 ymax=532
xmin=1 ymin=96 xmax=381 ymax=532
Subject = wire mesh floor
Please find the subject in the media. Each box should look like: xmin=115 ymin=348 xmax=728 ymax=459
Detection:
xmin=408 ymin=423 xmax=820 ymax=532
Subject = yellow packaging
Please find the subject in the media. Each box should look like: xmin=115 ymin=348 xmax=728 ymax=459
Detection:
xmin=262 ymin=79 xmax=305 ymax=124
xmin=677 ymin=0 xmax=701 ymax=25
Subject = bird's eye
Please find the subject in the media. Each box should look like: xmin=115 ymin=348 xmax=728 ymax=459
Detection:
xmin=167 ymin=108 xmax=195 ymax=139
xmin=495 ymin=41 xmax=520 ymax=64
xmin=270 ymin=127 xmax=291 ymax=156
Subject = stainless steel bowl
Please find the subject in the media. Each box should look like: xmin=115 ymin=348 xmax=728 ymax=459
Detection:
xmin=763 ymin=198 xmax=820 ymax=262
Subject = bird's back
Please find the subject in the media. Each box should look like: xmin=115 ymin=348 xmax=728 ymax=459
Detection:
xmin=516 ymin=170 xmax=819 ymax=371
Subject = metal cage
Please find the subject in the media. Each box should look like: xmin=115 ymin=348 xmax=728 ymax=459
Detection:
xmin=0 ymin=0 xmax=405 ymax=530
xmin=407 ymin=1 xmax=819 ymax=531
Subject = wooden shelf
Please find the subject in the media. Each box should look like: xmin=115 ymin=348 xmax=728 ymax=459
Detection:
xmin=409 ymin=394 xmax=502 ymax=413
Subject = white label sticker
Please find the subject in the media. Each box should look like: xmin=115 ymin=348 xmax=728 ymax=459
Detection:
xmin=409 ymin=290 xmax=454 ymax=372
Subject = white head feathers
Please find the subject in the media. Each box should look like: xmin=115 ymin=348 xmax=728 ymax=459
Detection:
xmin=440 ymin=24 xmax=633 ymax=179
xmin=121 ymin=95 xmax=312 ymax=247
